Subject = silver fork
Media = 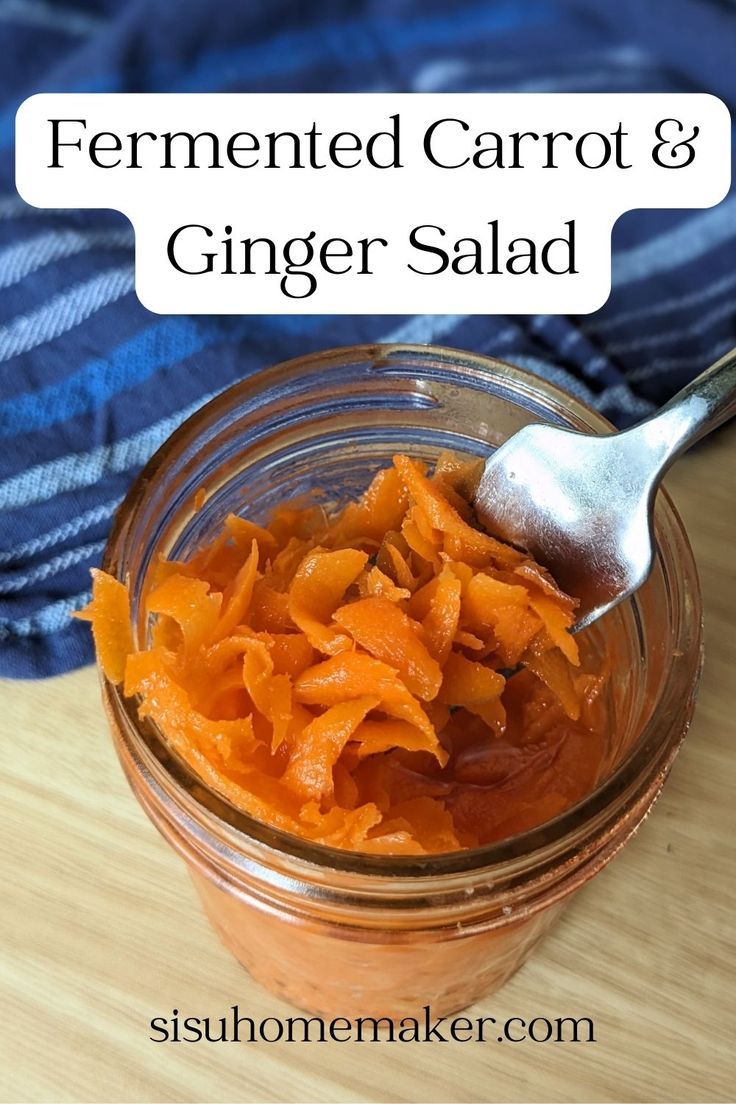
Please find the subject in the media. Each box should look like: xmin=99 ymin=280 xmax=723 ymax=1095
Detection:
xmin=474 ymin=346 xmax=736 ymax=631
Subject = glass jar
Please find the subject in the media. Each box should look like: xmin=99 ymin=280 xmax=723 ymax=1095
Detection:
xmin=101 ymin=344 xmax=703 ymax=1020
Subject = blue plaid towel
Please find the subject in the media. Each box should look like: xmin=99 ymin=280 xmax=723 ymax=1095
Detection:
xmin=1 ymin=0 xmax=734 ymax=677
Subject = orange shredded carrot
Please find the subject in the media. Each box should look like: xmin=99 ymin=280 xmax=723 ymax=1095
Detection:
xmin=421 ymin=567 xmax=462 ymax=666
xmin=357 ymin=565 xmax=411 ymax=603
xmin=283 ymin=697 xmax=379 ymax=801
xmin=74 ymin=569 xmax=132 ymax=684
xmin=146 ymin=573 xmax=222 ymax=654
xmin=333 ymin=597 xmax=442 ymax=701
xmin=288 ymin=548 xmax=367 ymax=654
xmin=79 ymin=453 xmax=607 ymax=854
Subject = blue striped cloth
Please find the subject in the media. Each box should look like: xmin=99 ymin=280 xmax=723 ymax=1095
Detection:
xmin=1 ymin=0 xmax=735 ymax=678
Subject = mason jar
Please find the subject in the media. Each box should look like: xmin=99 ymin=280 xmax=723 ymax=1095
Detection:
xmin=100 ymin=343 xmax=702 ymax=1019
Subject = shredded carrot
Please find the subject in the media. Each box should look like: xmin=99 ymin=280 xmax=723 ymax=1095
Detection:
xmin=78 ymin=451 xmax=607 ymax=854
xmin=75 ymin=569 xmax=132 ymax=685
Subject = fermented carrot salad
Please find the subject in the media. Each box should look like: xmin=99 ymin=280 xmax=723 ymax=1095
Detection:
xmin=79 ymin=452 xmax=607 ymax=855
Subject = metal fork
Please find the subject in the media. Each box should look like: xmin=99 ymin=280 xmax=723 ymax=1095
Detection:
xmin=474 ymin=346 xmax=736 ymax=631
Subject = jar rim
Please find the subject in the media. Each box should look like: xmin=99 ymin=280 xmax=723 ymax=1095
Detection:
xmin=103 ymin=342 xmax=703 ymax=879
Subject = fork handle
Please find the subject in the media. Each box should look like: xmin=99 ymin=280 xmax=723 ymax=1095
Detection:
xmin=625 ymin=344 xmax=736 ymax=478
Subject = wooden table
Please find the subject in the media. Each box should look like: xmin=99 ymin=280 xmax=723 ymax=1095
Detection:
xmin=2 ymin=428 xmax=735 ymax=1104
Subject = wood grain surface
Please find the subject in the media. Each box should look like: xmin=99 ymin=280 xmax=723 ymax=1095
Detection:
xmin=1 ymin=427 xmax=735 ymax=1104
